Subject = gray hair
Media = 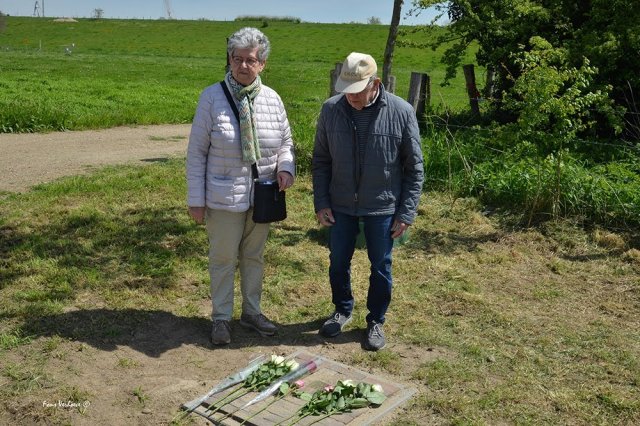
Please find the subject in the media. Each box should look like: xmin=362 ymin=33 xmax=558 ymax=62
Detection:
xmin=227 ymin=27 xmax=271 ymax=61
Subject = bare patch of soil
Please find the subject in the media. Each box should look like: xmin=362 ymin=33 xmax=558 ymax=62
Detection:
xmin=2 ymin=308 xmax=442 ymax=425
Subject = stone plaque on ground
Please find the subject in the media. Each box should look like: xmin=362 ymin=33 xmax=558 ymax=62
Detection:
xmin=188 ymin=349 xmax=416 ymax=425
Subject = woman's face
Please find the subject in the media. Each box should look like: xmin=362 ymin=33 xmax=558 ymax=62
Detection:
xmin=229 ymin=47 xmax=265 ymax=86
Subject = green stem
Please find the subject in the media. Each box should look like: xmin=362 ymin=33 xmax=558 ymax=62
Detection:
xmin=204 ymin=386 xmax=250 ymax=417
xmin=274 ymin=411 xmax=303 ymax=426
xmin=285 ymin=412 xmax=311 ymax=426
xmin=306 ymin=410 xmax=337 ymax=425
xmin=240 ymin=393 xmax=287 ymax=425
xmin=213 ymin=385 xmax=269 ymax=423
xmin=170 ymin=408 xmax=190 ymax=424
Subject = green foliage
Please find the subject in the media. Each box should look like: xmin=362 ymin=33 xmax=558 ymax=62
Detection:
xmin=502 ymin=36 xmax=621 ymax=155
xmin=464 ymin=37 xmax=637 ymax=223
xmin=413 ymin=0 xmax=640 ymax=138
xmin=429 ymin=128 xmax=640 ymax=226
xmin=412 ymin=2 xmax=640 ymax=226
xmin=288 ymin=380 xmax=386 ymax=423
xmin=242 ymin=356 xmax=298 ymax=391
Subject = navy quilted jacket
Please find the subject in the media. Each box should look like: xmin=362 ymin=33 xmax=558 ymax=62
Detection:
xmin=312 ymin=85 xmax=424 ymax=224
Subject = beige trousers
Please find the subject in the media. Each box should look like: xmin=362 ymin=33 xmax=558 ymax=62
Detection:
xmin=205 ymin=207 xmax=270 ymax=321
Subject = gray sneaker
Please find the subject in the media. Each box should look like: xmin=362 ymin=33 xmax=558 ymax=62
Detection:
xmin=211 ymin=320 xmax=231 ymax=345
xmin=319 ymin=311 xmax=352 ymax=337
xmin=239 ymin=313 xmax=277 ymax=336
xmin=364 ymin=321 xmax=386 ymax=351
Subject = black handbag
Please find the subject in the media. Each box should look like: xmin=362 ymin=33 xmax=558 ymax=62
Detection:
xmin=251 ymin=164 xmax=287 ymax=223
xmin=220 ymin=81 xmax=287 ymax=223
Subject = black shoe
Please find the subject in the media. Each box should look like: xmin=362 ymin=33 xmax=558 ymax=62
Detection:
xmin=364 ymin=321 xmax=386 ymax=351
xmin=211 ymin=320 xmax=231 ymax=345
xmin=319 ymin=311 xmax=352 ymax=337
xmin=239 ymin=313 xmax=277 ymax=336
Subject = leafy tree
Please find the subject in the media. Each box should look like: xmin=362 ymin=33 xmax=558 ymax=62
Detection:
xmin=500 ymin=36 xmax=620 ymax=154
xmin=367 ymin=16 xmax=382 ymax=25
xmin=92 ymin=8 xmax=104 ymax=20
xmin=411 ymin=0 xmax=639 ymax=138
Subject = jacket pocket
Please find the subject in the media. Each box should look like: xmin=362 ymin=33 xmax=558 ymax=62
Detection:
xmin=207 ymin=176 xmax=235 ymax=206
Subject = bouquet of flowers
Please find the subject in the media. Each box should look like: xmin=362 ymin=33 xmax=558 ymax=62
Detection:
xmin=279 ymin=379 xmax=387 ymax=425
xmin=205 ymin=354 xmax=300 ymax=417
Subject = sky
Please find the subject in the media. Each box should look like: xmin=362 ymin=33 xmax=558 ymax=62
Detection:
xmin=0 ymin=0 xmax=442 ymax=25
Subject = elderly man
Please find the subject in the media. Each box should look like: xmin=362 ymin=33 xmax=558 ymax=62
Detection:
xmin=312 ymin=52 xmax=424 ymax=351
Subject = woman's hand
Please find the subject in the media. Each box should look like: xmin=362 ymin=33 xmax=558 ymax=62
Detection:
xmin=277 ymin=171 xmax=294 ymax=192
xmin=188 ymin=206 xmax=205 ymax=224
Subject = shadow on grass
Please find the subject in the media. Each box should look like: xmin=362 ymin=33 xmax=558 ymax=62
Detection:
xmin=402 ymin=228 xmax=503 ymax=255
xmin=0 ymin=204 xmax=204 ymax=292
xmin=20 ymin=309 xmax=363 ymax=356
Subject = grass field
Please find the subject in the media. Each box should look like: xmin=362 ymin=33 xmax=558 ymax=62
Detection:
xmin=0 ymin=160 xmax=638 ymax=424
xmin=0 ymin=17 xmax=476 ymax=171
xmin=1 ymin=16 xmax=639 ymax=425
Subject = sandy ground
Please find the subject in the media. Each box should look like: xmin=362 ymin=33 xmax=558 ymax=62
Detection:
xmin=0 ymin=124 xmax=192 ymax=193
xmin=0 ymin=125 xmax=436 ymax=425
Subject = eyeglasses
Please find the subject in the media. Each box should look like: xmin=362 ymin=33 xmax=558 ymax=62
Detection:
xmin=231 ymin=56 xmax=261 ymax=67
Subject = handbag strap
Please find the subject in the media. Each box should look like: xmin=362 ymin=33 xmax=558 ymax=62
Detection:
xmin=220 ymin=81 xmax=260 ymax=180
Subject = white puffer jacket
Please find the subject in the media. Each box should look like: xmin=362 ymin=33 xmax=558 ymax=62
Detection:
xmin=186 ymin=81 xmax=295 ymax=212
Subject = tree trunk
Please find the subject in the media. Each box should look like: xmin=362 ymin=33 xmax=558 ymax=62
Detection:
xmin=382 ymin=0 xmax=403 ymax=92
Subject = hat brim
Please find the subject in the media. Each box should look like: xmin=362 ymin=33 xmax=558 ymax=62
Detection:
xmin=335 ymin=77 xmax=370 ymax=94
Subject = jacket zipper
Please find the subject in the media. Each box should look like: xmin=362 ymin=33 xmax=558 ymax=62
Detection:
xmin=352 ymin=121 xmax=360 ymax=210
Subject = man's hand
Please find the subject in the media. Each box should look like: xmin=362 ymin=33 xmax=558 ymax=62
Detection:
xmin=391 ymin=220 xmax=409 ymax=239
xmin=316 ymin=208 xmax=335 ymax=227
xmin=188 ymin=206 xmax=205 ymax=224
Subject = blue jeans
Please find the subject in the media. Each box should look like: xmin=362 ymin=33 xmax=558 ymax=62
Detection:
xmin=329 ymin=212 xmax=394 ymax=324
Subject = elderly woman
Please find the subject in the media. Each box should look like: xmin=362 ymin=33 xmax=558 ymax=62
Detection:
xmin=186 ymin=27 xmax=295 ymax=345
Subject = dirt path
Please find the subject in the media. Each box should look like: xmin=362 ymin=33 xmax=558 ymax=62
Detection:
xmin=0 ymin=124 xmax=192 ymax=193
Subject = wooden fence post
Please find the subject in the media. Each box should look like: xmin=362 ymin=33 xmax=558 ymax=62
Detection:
xmin=407 ymin=72 xmax=430 ymax=120
xmin=463 ymin=64 xmax=480 ymax=115
xmin=329 ymin=63 xmax=342 ymax=97
xmin=386 ymin=75 xmax=396 ymax=94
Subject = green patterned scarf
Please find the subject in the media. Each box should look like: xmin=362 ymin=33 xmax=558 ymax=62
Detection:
xmin=226 ymin=72 xmax=262 ymax=164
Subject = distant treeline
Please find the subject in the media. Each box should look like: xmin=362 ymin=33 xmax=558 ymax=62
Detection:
xmin=234 ymin=15 xmax=301 ymax=24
